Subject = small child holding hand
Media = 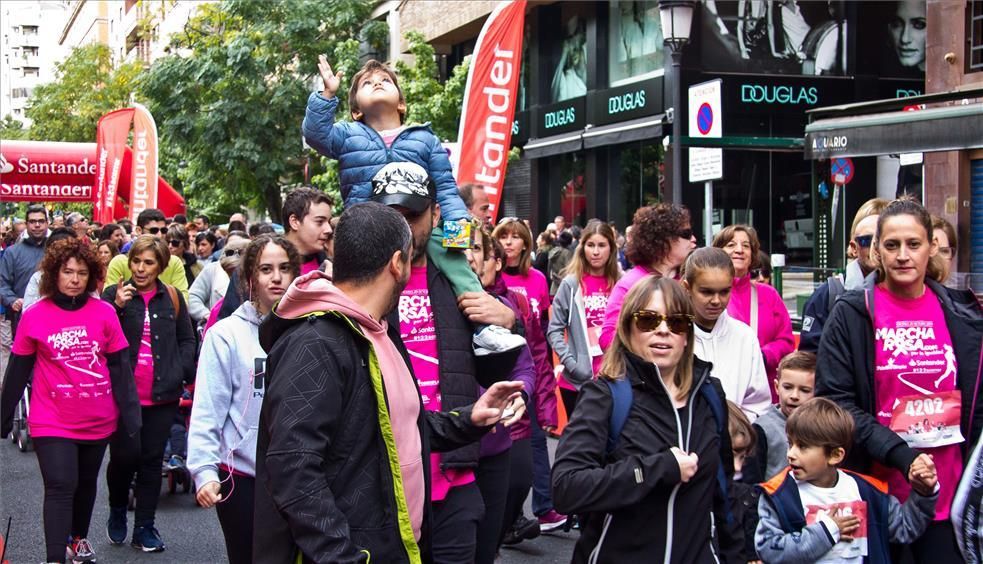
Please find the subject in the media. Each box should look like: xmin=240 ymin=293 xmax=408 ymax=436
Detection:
xmin=756 ymin=398 xmax=938 ymax=564
xmin=303 ymin=56 xmax=523 ymax=356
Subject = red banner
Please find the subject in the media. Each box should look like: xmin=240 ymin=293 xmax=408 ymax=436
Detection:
xmin=453 ymin=0 xmax=526 ymax=224
xmin=129 ymin=103 xmax=159 ymax=225
xmin=93 ymin=108 xmax=135 ymax=224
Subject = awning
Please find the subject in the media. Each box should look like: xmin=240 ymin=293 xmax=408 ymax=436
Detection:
xmin=582 ymin=115 xmax=663 ymax=149
xmin=804 ymin=101 xmax=983 ymax=159
xmin=523 ymin=132 xmax=583 ymax=159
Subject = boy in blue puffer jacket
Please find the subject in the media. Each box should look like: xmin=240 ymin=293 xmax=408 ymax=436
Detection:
xmin=303 ymin=56 xmax=524 ymax=356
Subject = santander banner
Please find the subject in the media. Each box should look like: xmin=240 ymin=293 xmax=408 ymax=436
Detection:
xmin=93 ymin=108 xmax=135 ymax=224
xmin=453 ymin=0 xmax=526 ymax=224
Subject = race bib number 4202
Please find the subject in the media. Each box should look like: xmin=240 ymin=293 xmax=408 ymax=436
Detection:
xmin=890 ymin=390 xmax=964 ymax=449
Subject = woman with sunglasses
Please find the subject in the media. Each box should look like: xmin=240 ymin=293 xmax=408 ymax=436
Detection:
xmin=712 ymin=225 xmax=793 ymax=398
xmin=599 ymin=204 xmax=696 ymax=350
xmin=102 ymin=235 xmax=197 ymax=552
xmin=553 ymin=275 xmax=741 ymax=563
xmin=167 ymin=224 xmax=201 ymax=287
xmin=1 ymin=238 xmax=139 ymax=564
xmin=817 ymin=197 xmax=983 ymax=563
xmin=548 ymin=221 xmax=622 ymax=417
xmin=188 ymin=235 xmax=301 ymax=563
xmin=188 ymin=232 xmax=249 ymax=325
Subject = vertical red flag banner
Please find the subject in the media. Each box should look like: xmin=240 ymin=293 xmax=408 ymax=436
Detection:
xmin=93 ymin=108 xmax=134 ymax=224
xmin=453 ymin=0 xmax=526 ymax=224
xmin=129 ymin=103 xmax=159 ymax=225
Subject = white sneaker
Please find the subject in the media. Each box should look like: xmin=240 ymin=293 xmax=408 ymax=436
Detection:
xmin=473 ymin=325 xmax=526 ymax=356
xmin=67 ymin=536 xmax=97 ymax=563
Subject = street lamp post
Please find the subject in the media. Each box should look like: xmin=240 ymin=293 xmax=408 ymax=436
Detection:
xmin=658 ymin=0 xmax=695 ymax=205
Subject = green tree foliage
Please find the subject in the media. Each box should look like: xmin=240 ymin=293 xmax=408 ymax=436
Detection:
xmin=139 ymin=0 xmax=381 ymax=222
xmin=25 ymin=44 xmax=142 ymax=142
xmin=0 ymin=115 xmax=29 ymax=140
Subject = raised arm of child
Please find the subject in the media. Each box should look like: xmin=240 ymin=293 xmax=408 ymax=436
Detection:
xmin=302 ymin=55 xmax=348 ymax=159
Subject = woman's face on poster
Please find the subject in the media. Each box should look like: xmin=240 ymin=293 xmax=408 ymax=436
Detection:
xmin=888 ymin=0 xmax=927 ymax=70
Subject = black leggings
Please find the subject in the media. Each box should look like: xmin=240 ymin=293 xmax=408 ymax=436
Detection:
xmin=475 ymin=449 xmax=511 ymax=564
xmin=107 ymin=401 xmax=178 ymax=527
xmin=33 ymin=436 xmax=108 ymax=562
xmin=215 ymin=469 xmax=255 ymax=564
xmin=500 ymin=437 xmax=533 ymax=546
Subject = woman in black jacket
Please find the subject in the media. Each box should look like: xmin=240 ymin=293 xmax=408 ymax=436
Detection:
xmin=552 ymin=275 xmax=742 ymax=563
xmin=101 ymin=235 xmax=196 ymax=552
xmin=817 ymin=197 xmax=983 ymax=562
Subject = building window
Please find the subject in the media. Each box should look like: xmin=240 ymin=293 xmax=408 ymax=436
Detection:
xmin=22 ymin=25 xmax=38 ymax=35
xmin=608 ymin=1 xmax=664 ymax=86
xmin=12 ymin=87 xmax=30 ymax=98
xmin=23 ymin=67 xmax=39 ymax=77
xmin=971 ymin=0 xmax=983 ymax=71
xmin=23 ymin=46 xmax=38 ymax=57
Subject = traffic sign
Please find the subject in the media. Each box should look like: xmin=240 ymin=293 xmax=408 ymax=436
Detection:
xmin=688 ymin=79 xmax=723 ymax=182
xmin=831 ymin=157 xmax=854 ymax=185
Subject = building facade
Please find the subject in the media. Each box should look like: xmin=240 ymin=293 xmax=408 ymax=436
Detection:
xmin=1 ymin=0 xmax=69 ymax=126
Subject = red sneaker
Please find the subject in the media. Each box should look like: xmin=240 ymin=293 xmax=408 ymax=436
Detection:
xmin=537 ymin=509 xmax=567 ymax=532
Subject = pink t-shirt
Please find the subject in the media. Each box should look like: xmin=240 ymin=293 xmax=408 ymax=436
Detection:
xmin=582 ymin=274 xmax=611 ymax=376
xmin=501 ymin=268 xmax=550 ymax=321
xmin=134 ymin=290 xmax=156 ymax=405
xmin=11 ymin=298 xmax=130 ymax=440
xmin=300 ymin=257 xmax=321 ymax=275
xmin=398 ymin=265 xmax=474 ymax=502
xmin=872 ymin=285 xmax=963 ymax=520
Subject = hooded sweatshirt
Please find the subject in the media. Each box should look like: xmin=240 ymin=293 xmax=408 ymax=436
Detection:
xmin=188 ymin=301 xmax=268 ymax=487
xmin=726 ymin=274 xmax=794 ymax=392
xmin=694 ymin=310 xmax=772 ymax=420
xmin=273 ymin=271 xmax=426 ymax=541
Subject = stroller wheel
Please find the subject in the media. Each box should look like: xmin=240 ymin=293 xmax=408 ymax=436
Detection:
xmin=168 ymin=471 xmax=177 ymax=494
xmin=16 ymin=427 xmax=31 ymax=452
xmin=182 ymin=469 xmax=191 ymax=493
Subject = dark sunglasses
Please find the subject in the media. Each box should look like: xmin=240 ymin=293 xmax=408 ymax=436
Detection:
xmin=224 ymin=248 xmax=241 ymax=258
xmin=676 ymin=228 xmax=694 ymax=240
xmin=145 ymin=227 xmax=165 ymax=235
xmin=167 ymin=239 xmax=183 ymax=247
xmin=750 ymin=268 xmax=770 ymax=279
xmin=631 ymin=310 xmax=694 ymax=334
xmin=854 ymin=234 xmax=873 ymax=248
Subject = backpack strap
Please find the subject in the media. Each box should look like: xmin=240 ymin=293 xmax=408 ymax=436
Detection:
xmin=164 ymin=284 xmax=180 ymax=316
xmin=699 ymin=380 xmax=735 ymax=524
xmin=826 ymin=275 xmax=845 ymax=313
xmin=604 ymin=377 xmax=633 ymax=454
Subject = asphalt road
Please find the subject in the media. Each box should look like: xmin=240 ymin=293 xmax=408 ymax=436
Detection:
xmin=1 ymin=437 xmax=576 ymax=563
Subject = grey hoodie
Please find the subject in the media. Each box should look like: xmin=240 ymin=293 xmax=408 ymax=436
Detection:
xmin=547 ymin=274 xmax=596 ymax=389
xmin=187 ymin=301 xmax=267 ymax=487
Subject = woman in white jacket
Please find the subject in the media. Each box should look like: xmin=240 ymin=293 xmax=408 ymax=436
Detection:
xmin=186 ymin=233 xmax=249 ymax=323
xmin=186 ymin=235 xmax=300 ymax=563
xmin=681 ymin=247 xmax=771 ymax=420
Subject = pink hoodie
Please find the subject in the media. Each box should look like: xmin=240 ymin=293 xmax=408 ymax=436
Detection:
xmin=726 ymin=274 xmax=794 ymax=399
xmin=276 ymin=271 xmax=426 ymax=541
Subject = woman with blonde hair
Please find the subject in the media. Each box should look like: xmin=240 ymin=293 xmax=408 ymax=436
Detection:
xmin=552 ymin=276 xmax=741 ymax=563
xmin=548 ymin=220 xmax=622 ymax=416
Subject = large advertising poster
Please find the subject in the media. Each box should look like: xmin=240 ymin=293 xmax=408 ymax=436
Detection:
xmin=609 ymin=1 xmax=663 ymax=85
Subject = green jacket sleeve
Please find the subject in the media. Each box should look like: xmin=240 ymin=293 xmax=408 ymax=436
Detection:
xmin=105 ymin=255 xmax=129 ymax=288
xmin=161 ymin=255 xmax=190 ymax=300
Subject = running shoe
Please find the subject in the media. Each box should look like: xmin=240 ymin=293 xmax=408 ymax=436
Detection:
xmin=106 ymin=506 xmax=127 ymax=545
xmin=131 ymin=525 xmax=166 ymax=552
xmin=538 ymin=509 xmax=568 ymax=532
xmin=473 ymin=325 xmax=526 ymax=356
xmin=501 ymin=515 xmax=541 ymax=545
xmin=67 ymin=536 xmax=97 ymax=563
xmin=166 ymin=454 xmax=185 ymax=470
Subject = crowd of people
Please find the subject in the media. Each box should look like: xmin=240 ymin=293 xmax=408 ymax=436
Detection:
xmin=0 ymin=56 xmax=981 ymax=564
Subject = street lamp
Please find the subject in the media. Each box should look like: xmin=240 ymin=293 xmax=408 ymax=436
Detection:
xmin=658 ymin=0 xmax=695 ymax=205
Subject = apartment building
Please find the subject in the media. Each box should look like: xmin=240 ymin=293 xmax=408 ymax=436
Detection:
xmin=1 ymin=0 xmax=69 ymax=126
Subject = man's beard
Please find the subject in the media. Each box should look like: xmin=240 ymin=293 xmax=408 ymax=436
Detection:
xmin=383 ymin=262 xmax=413 ymax=316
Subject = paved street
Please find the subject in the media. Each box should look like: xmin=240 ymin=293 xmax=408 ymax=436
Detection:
xmin=1 ymin=437 xmax=576 ymax=563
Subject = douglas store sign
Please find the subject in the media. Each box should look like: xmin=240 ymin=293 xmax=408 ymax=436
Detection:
xmin=716 ymin=76 xmax=854 ymax=113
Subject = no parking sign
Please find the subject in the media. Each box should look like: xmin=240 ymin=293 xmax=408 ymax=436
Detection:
xmin=831 ymin=157 xmax=854 ymax=185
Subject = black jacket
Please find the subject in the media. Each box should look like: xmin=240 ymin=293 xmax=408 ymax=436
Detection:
xmin=552 ymin=353 xmax=742 ymax=563
xmin=817 ymin=276 xmax=983 ymax=474
xmin=102 ymin=279 xmax=196 ymax=404
xmin=386 ymin=261 xmax=480 ymax=470
xmin=254 ymin=309 xmax=487 ymax=564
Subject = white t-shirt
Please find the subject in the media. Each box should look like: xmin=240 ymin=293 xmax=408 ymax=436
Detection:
xmin=796 ymin=470 xmax=868 ymax=563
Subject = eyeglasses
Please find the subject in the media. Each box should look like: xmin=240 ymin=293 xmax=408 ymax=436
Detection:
xmin=631 ymin=310 xmax=694 ymax=334
xmin=224 ymin=248 xmax=241 ymax=258
xmin=676 ymin=228 xmax=694 ymax=240
xmin=145 ymin=227 xmax=165 ymax=235
xmin=167 ymin=239 xmax=183 ymax=247
xmin=27 ymin=219 xmax=48 ymax=226
xmin=750 ymin=268 xmax=770 ymax=279
xmin=854 ymin=234 xmax=873 ymax=248
xmin=939 ymin=246 xmax=955 ymax=259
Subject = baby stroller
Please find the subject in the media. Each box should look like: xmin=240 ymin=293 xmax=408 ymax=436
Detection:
xmin=9 ymin=382 xmax=30 ymax=452
xmin=163 ymin=386 xmax=194 ymax=494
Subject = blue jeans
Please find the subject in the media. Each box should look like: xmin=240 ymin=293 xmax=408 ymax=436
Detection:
xmin=528 ymin=406 xmax=553 ymax=516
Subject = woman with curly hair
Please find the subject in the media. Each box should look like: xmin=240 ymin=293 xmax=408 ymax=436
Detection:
xmin=713 ymin=225 xmax=793 ymax=393
xmin=1 ymin=238 xmax=139 ymax=564
xmin=599 ymin=203 xmax=697 ymax=349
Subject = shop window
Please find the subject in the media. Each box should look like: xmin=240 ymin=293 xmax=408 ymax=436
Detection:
xmin=549 ymin=4 xmax=589 ymax=102
xmin=616 ymin=141 xmax=663 ymax=230
xmin=608 ymin=1 xmax=664 ymax=86
xmin=547 ymin=152 xmax=588 ymax=228
xmin=970 ymin=0 xmax=983 ymax=71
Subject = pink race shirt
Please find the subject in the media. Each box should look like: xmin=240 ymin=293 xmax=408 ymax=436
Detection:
xmin=872 ymin=285 xmax=963 ymax=520
xmin=582 ymin=274 xmax=611 ymax=376
xmin=134 ymin=290 xmax=156 ymax=405
xmin=501 ymin=268 xmax=550 ymax=321
xmin=397 ymin=265 xmax=474 ymax=501
xmin=11 ymin=298 xmax=130 ymax=440
xmin=300 ymin=257 xmax=321 ymax=275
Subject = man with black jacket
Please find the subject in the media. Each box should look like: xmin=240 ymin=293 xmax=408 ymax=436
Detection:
xmin=371 ymin=165 xmax=521 ymax=563
xmin=254 ymin=202 xmax=522 ymax=563
xmin=0 ymin=204 xmax=48 ymax=337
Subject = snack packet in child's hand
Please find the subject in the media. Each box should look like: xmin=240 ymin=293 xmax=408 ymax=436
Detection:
xmin=442 ymin=219 xmax=472 ymax=249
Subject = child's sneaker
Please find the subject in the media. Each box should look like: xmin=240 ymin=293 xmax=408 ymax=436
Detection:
xmin=473 ymin=325 xmax=526 ymax=356
xmin=67 ymin=536 xmax=97 ymax=563
xmin=131 ymin=525 xmax=165 ymax=552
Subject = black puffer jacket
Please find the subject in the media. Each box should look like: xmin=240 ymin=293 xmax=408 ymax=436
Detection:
xmin=103 ymin=279 xmax=196 ymax=404
xmin=552 ymin=353 xmax=742 ymax=563
xmin=817 ymin=276 xmax=983 ymax=473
